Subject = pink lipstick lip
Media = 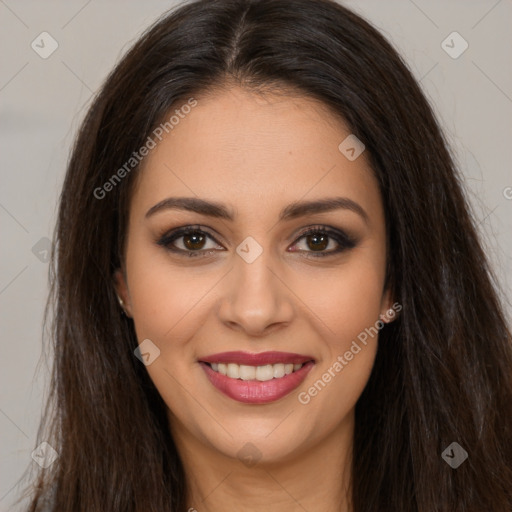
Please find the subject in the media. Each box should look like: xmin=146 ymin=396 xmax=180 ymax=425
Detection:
xmin=198 ymin=351 xmax=315 ymax=366
xmin=200 ymin=360 xmax=315 ymax=404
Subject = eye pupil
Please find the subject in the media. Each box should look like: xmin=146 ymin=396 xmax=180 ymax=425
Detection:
xmin=184 ymin=232 xmax=205 ymax=250
xmin=307 ymin=233 xmax=328 ymax=251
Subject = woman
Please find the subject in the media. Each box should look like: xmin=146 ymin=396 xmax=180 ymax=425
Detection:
xmin=20 ymin=0 xmax=512 ymax=510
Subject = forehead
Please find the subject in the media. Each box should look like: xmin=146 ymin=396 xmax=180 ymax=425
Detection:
xmin=130 ymin=86 xmax=380 ymax=219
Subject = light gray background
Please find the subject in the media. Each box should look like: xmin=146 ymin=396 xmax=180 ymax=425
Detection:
xmin=1 ymin=1 xmax=511 ymax=510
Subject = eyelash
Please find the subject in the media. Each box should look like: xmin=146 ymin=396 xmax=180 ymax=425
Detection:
xmin=156 ymin=224 xmax=357 ymax=259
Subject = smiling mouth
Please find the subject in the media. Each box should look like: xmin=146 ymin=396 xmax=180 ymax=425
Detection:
xmin=205 ymin=361 xmax=307 ymax=381
xmin=199 ymin=359 xmax=315 ymax=404
xmin=198 ymin=350 xmax=315 ymax=403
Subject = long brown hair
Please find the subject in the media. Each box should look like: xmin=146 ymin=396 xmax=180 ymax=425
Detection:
xmin=18 ymin=0 xmax=512 ymax=510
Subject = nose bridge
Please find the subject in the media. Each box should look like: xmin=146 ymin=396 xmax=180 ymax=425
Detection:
xmin=217 ymin=235 xmax=294 ymax=334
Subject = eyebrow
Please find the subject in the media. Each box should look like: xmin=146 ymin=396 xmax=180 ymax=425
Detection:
xmin=145 ymin=196 xmax=369 ymax=223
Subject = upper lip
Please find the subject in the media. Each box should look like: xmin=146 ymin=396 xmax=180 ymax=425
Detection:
xmin=199 ymin=351 xmax=315 ymax=366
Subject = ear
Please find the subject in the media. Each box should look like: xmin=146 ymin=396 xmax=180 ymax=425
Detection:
xmin=379 ymin=287 xmax=400 ymax=324
xmin=113 ymin=267 xmax=133 ymax=317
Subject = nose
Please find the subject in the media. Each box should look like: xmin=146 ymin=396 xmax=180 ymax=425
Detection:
xmin=217 ymin=247 xmax=295 ymax=337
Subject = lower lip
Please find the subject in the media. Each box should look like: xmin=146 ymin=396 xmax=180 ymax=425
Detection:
xmin=199 ymin=361 xmax=315 ymax=404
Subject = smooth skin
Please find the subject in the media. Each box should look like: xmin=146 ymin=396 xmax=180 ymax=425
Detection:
xmin=115 ymin=86 xmax=394 ymax=512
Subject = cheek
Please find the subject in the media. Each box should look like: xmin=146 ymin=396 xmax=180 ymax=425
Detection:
xmin=294 ymin=249 xmax=385 ymax=412
xmin=296 ymin=297 xmax=381 ymax=433
xmin=125 ymin=246 xmax=215 ymax=436
xmin=298 ymin=246 xmax=386 ymax=353
xmin=327 ymin=263 xmax=384 ymax=345
xmin=126 ymin=241 xmax=219 ymax=349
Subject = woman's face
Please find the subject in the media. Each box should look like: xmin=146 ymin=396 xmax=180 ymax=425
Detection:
xmin=115 ymin=86 xmax=392 ymax=465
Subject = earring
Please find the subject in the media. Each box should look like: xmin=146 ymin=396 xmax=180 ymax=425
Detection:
xmin=380 ymin=308 xmax=399 ymax=323
xmin=117 ymin=295 xmax=126 ymax=315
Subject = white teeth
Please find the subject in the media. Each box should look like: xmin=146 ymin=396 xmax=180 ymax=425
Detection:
xmin=226 ymin=363 xmax=240 ymax=379
xmin=256 ymin=364 xmax=274 ymax=381
xmin=208 ymin=361 xmax=306 ymax=380
xmin=239 ymin=365 xmax=256 ymax=380
xmin=273 ymin=363 xmax=285 ymax=378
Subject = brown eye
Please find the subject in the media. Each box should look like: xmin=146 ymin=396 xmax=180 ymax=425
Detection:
xmin=157 ymin=227 xmax=223 ymax=257
xmin=304 ymin=232 xmax=329 ymax=252
xmin=290 ymin=225 xmax=357 ymax=258
xmin=182 ymin=232 xmax=207 ymax=250
xmin=157 ymin=224 xmax=357 ymax=259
